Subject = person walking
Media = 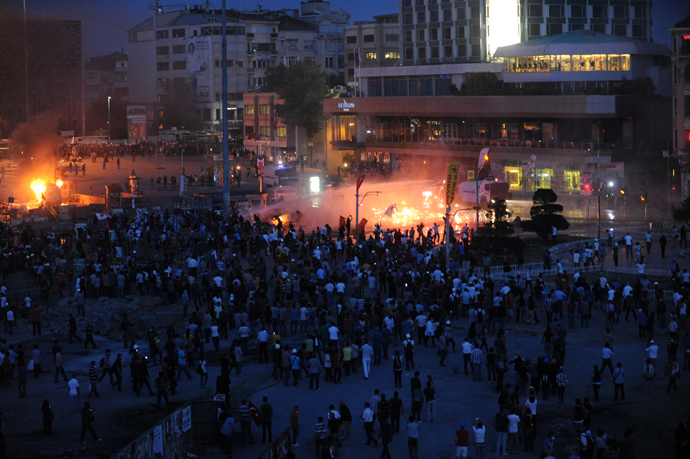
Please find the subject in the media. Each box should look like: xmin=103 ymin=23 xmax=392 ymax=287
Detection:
xmin=238 ymin=400 xmax=255 ymax=445
xmin=590 ymin=365 xmax=602 ymax=401
xmin=289 ymin=349 xmax=301 ymax=386
xmin=471 ymin=346 xmax=483 ymax=381
xmin=87 ymin=361 xmax=99 ymax=400
xmin=155 ymin=371 xmax=169 ymax=408
xmin=98 ymin=349 xmax=114 ymax=385
xmin=361 ymin=402 xmax=378 ymax=446
xmin=393 ymin=351 xmax=403 ymax=388
xmin=198 ymin=359 xmax=208 ymax=387
xmin=112 ymin=354 xmax=123 ymax=391
xmin=424 ymin=381 xmax=436 ymax=423
xmin=260 ymin=396 xmax=273 ymax=443
xmin=380 ymin=417 xmax=393 ymax=459
xmin=79 ymin=402 xmax=101 ymax=444
xmin=494 ymin=407 xmax=509 ymax=456
xmin=665 ymin=357 xmax=681 ymax=392
xmin=41 ymin=400 xmax=54 ymax=436
xmin=307 ymin=353 xmax=321 ymax=390
xmin=403 ymin=334 xmax=415 ymax=370
xmin=556 ymin=367 xmax=568 ymax=403
xmin=176 ymin=346 xmax=193 ymax=380
xmin=290 ymin=406 xmax=300 ymax=447
xmin=68 ymin=374 xmax=81 ymax=412
xmin=361 ymin=341 xmax=373 ymax=379
xmin=314 ymin=416 xmax=328 ymax=458
xmin=84 ymin=323 xmax=98 ymax=350
xmin=407 ymin=415 xmax=419 ymax=459
xmin=54 ymin=350 xmax=68 ymax=383
xmin=613 ymin=362 xmax=625 ymax=401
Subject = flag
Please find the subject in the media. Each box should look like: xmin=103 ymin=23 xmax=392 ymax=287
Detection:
xmin=384 ymin=204 xmax=397 ymax=217
xmin=246 ymin=133 xmax=255 ymax=140
xmin=356 ymin=175 xmax=365 ymax=191
xmin=523 ymin=155 xmax=537 ymax=178
xmin=359 ymin=218 xmax=368 ymax=231
xmin=339 ymin=215 xmax=346 ymax=228
xmin=477 ymin=148 xmax=491 ymax=179
xmin=599 ymin=125 xmax=609 ymax=141
xmin=355 ymin=50 xmax=360 ymax=66
xmin=446 ymin=161 xmax=461 ymax=206
xmin=257 ymin=157 xmax=265 ymax=169
xmin=272 ymin=114 xmax=278 ymax=130
xmin=95 ymin=213 xmax=112 ymax=220
xmin=248 ymin=401 xmax=263 ymax=427
xmin=179 ymin=174 xmax=189 ymax=197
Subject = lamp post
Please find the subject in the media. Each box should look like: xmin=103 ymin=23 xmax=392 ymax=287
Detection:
xmin=107 ymin=96 xmax=112 ymax=143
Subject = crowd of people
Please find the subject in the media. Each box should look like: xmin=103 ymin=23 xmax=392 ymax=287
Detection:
xmin=0 ymin=209 xmax=689 ymax=459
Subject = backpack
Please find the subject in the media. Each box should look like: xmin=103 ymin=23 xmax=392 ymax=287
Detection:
xmin=196 ymin=363 xmax=203 ymax=375
xmin=404 ymin=340 xmax=414 ymax=354
xmin=393 ymin=355 xmax=402 ymax=371
xmin=643 ymin=364 xmax=655 ymax=379
xmin=99 ymin=358 xmax=105 ymax=368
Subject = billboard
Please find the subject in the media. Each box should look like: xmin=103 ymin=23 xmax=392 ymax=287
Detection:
xmin=186 ymin=36 xmax=211 ymax=98
xmin=127 ymin=105 xmax=147 ymax=140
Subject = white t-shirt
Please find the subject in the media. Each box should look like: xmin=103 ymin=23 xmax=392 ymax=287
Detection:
xmin=624 ymin=235 xmax=633 ymax=246
xmin=525 ymin=399 xmax=538 ymax=416
xmin=361 ymin=344 xmax=373 ymax=360
xmin=473 ymin=426 xmax=486 ymax=443
xmin=328 ymin=326 xmax=339 ymax=340
xmin=68 ymin=378 xmax=79 ymax=396
xmin=507 ymin=414 xmax=520 ymax=433
xmin=646 ymin=345 xmax=658 ymax=359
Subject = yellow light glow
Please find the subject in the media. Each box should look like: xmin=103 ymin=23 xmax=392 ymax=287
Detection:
xmin=422 ymin=191 xmax=432 ymax=197
xmin=30 ymin=179 xmax=46 ymax=202
xmin=55 ymin=180 xmax=63 ymax=188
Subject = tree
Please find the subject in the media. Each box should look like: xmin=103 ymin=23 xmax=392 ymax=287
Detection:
xmin=520 ymin=188 xmax=570 ymax=239
xmin=478 ymin=198 xmax=514 ymax=239
xmin=262 ymin=57 xmax=331 ymax=140
xmin=672 ymin=196 xmax=690 ymax=222
xmin=458 ymin=72 xmax=501 ymax=96
xmin=160 ymin=80 xmax=202 ymax=132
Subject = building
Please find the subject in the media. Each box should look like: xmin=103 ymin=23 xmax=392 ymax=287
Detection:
xmin=85 ymin=52 xmax=129 ymax=108
xmin=0 ymin=20 xmax=84 ymax=135
xmin=671 ymin=14 xmax=690 ymax=198
xmin=344 ymin=14 xmax=401 ymax=88
xmin=242 ymin=93 xmax=289 ymax=162
xmin=126 ymin=2 xmax=349 ymax=139
xmin=328 ymin=31 xmax=670 ymax=197
xmin=398 ymin=0 xmax=651 ymax=64
xmin=519 ymin=0 xmax=652 ymax=43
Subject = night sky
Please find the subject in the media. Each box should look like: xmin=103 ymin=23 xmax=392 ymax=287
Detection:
xmin=1 ymin=0 xmax=688 ymax=59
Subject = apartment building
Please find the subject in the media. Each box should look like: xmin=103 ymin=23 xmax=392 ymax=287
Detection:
xmin=85 ymin=52 xmax=129 ymax=108
xmin=344 ymin=14 xmax=401 ymax=88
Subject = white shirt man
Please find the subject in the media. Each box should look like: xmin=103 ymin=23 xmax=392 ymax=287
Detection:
xmin=645 ymin=341 xmax=658 ymax=359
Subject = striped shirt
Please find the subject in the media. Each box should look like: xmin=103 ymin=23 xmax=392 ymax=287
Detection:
xmin=314 ymin=422 xmax=328 ymax=439
xmin=88 ymin=366 xmax=98 ymax=384
xmin=238 ymin=404 xmax=251 ymax=422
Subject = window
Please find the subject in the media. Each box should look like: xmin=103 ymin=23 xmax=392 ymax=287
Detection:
xmin=245 ymin=125 xmax=254 ymax=136
xmin=592 ymin=6 xmax=607 ymax=18
xmin=430 ymin=46 xmax=439 ymax=58
xmin=528 ymin=5 xmax=542 ymax=17
xmin=173 ymin=61 xmax=186 ymax=70
xmin=259 ymin=105 xmax=269 ymax=115
xmin=430 ymin=11 xmax=438 ymax=22
xmin=443 ymin=27 xmax=451 ymax=39
xmin=325 ymin=56 xmax=335 ymax=67
xmin=235 ymin=61 xmax=243 ymax=68
xmin=547 ymin=24 xmax=562 ymax=36
xmin=418 ymin=47 xmax=427 ymax=59
xmin=473 ymin=123 xmax=488 ymax=139
xmin=444 ymin=45 xmax=452 ymax=57
xmin=634 ymin=7 xmax=646 ymax=19
xmin=286 ymin=39 xmax=298 ymax=50
xmin=570 ymin=5 xmax=584 ymax=18
xmin=277 ymin=127 xmax=286 ymax=137
xmin=385 ymin=51 xmax=400 ymax=59
xmin=470 ymin=25 xmax=480 ymax=38
xmin=549 ymin=5 xmax=563 ymax=17
xmin=570 ymin=24 xmax=584 ymax=31
xmin=365 ymin=52 xmax=377 ymax=60
xmin=457 ymin=44 xmax=466 ymax=57
xmin=416 ymin=0 xmax=424 ymax=5
xmin=418 ymin=12 xmax=426 ymax=23
xmin=259 ymin=126 xmax=270 ymax=136
xmin=405 ymin=48 xmax=414 ymax=59
xmin=172 ymin=45 xmax=185 ymax=54
xmin=613 ymin=25 xmax=627 ymax=37
xmin=456 ymin=7 xmax=465 ymax=19
xmin=386 ymin=34 xmax=399 ymax=42
xmin=613 ymin=6 xmax=628 ymax=19
xmin=471 ymin=43 xmax=480 ymax=57
xmin=404 ymin=13 xmax=413 ymax=24
xmin=457 ymin=26 xmax=465 ymax=39
xmin=156 ymin=78 xmax=169 ymax=87
xmin=156 ymin=30 xmax=169 ymax=39
xmin=172 ymin=28 xmax=185 ymax=38
xmin=418 ymin=29 xmax=425 ymax=41
xmin=443 ymin=9 xmax=452 ymax=21
xmin=632 ymin=25 xmax=646 ymax=37
xmin=430 ymin=29 xmax=438 ymax=40
xmin=363 ymin=35 xmax=375 ymax=43
xmin=157 ymin=62 xmax=169 ymax=71
xmin=592 ymin=24 xmax=606 ymax=34
xmin=348 ymin=68 xmax=355 ymax=77
xmin=304 ymin=40 xmax=316 ymax=50
xmin=403 ymin=0 xmax=411 ymax=5
xmin=685 ymin=96 xmax=690 ymax=116
xmin=346 ymin=36 xmax=357 ymax=43
xmin=470 ymin=6 xmax=479 ymax=18
xmin=245 ymin=105 xmax=254 ymax=115
xmin=156 ymin=46 xmax=169 ymax=55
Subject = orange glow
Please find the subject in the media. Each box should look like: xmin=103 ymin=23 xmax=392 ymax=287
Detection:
xmin=30 ymin=179 xmax=46 ymax=202
xmin=56 ymin=180 xmax=64 ymax=188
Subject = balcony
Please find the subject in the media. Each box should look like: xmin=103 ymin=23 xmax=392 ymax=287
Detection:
xmin=364 ymin=135 xmax=612 ymax=152
xmin=319 ymin=32 xmax=343 ymax=39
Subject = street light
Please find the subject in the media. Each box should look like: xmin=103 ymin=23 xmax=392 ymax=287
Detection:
xmin=107 ymin=96 xmax=112 ymax=143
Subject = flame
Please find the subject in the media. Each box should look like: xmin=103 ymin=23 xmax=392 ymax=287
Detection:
xmin=56 ymin=180 xmax=63 ymax=188
xmin=30 ymin=179 xmax=46 ymax=202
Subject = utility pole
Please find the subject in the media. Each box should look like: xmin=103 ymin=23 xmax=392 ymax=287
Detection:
xmin=221 ymin=0 xmax=230 ymax=214
xmin=107 ymin=96 xmax=111 ymax=143
xmin=23 ymin=0 xmax=30 ymax=122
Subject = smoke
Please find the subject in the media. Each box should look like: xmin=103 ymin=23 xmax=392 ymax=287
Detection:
xmin=9 ymin=111 xmax=63 ymax=202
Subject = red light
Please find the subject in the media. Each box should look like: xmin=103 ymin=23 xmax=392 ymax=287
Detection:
xmin=673 ymin=187 xmax=676 ymax=191
xmin=494 ymin=177 xmax=498 ymax=182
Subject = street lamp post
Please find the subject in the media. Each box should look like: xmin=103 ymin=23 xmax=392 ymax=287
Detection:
xmin=107 ymin=96 xmax=112 ymax=143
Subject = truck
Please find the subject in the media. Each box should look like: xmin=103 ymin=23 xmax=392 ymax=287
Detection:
xmin=457 ymin=179 xmax=511 ymax=207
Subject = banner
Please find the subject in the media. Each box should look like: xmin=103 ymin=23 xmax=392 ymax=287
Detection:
xmin=359 ymin=218 xmax=368 ymax=231
xmin=446 ymin=161 xmax=461 ymax=206
xmin=186 ymin=36 xmax=211 ymax=98
xmin=257 ymin=157 xmax=265 ymax=169
xmin=384 ymin=204 xmax=397 ymax=218
xmin=580 ymin=171 xmax=593 ymax=196
xmin=356 ymin=175 xmax=365 ymax=191
xmin=523 ymin=155 xmax=537 ymax=178
xmin=179 ymin=174 xmax=189 ymax=197
xmin=339 ymin=215 xmax=346 ymax=228
xmin=95 ymin=213 xmax=112 ymax=220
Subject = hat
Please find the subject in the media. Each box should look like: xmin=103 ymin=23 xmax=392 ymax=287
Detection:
xmin=406 ymin=334 xmax=411 ymax=339
xmin=650 ymin=340 xmax=654 ymax=343
xmin=133 ymin=344 xmax=139 ymax=349
xmin=639 ymin=309 xmax=642 ymax=312
xmin=654 ymin=282 xmax=658 ymax=285
xmin=292 ymin=349 xmax=297 ymax=354
xmin=446 ymin=321 xmax=451 ymax=325
xmin=460 ymin=422 xmax=465 ymax=427
xmin=275 ymin=344 xmax=281 ymax=349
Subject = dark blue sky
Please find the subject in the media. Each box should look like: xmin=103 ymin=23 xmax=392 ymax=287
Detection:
xmin=2 ymin=0 xmax=687 ymax=59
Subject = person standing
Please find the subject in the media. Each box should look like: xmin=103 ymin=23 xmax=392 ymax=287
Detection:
xmin=612 ymin=362 xmax=625 ymax=401
xmin=462 ymin=337 xmax=473 ymax=376
xmin=393 ymin=351 xmax=403 ymax=388
xmin=361 ymin=341 xmax=373 ymax=379
xmin=471 ymin=346 xmax=483 ymax=381
xmin=494 ymin=407 xmax=509 ymax=456
xmin=79 ymin=402 xmax=101 ymax=444
xmin=361 ymin=402 xmax=378 ymax=446
xmin=472 ymin=418 xmax=486 ymax=459
xmin=54 ymin=350 xmax=68 ymax=383
xmin=220 ymin=410 xmax=235 ymax=455
xmin=98 ymin=349 xmax=114 ymax=385
xmin=112 ymin=354 xmax=123 ymax=391
xmin=407 ymin=416 xmax=419 ymax=459
xmin=314 ymin=416 xmax=328 ymax=458
xmin=87 ymin=361 xmax=99 ymax=400
xmin=84 ymin=323 xmax=98 ymax=349
xmin=390 ymin=391 xmax=404 ymax=434
xmin=665 ymin=357 xmax=680 ymax=392
xmin=68 ymin=375 xmax=81 ymax=412
xmin=238 ymin=400 xmax=255 ymax=445
xmin=155 ymin=371 xmax=169 ymax=408
xmin=403 ymin=334 xmax=415 ymax=370
xmin=260 ymin=396 xmax=273 ymax=443
xmin=424 ymin=381 xmax=436 ymax=423
xmin=339 ymin=400 xmax=353 ymax=440
xmin=660 ymin=234 xmax=668 ymax=258
xmin=556 ymin=367 xmax=568 ymax=403
xmin=198 ymin=359 xmax=208 ymax=387
xmin=380 ymin=417 xmax=393 ymax=459
xmin=307 ymin=353 xmax=321 ymax=390
xmin=42 ymin=400 xmax=54 ymax=436
xmin=290 ymin=406 xmax=299 ymax=447
xmin=31 ymin=345 xmax=42 ymax=379
xmin=289 ymin=349 xmax=301 ymax=386
xmin=454 ymin=421 xmax=470 ymax=459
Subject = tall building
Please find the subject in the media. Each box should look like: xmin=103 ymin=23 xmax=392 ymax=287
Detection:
xmin=0 ymin=20 xmax=84 ymax=135
xmin=671 ymin=15 xmax=690 ymax=158
xmin=85 ymin=52 xmax=129 ymax=108
xmin=398 ymin=0 xmax=651 ymax=64
xmin=344 ymin=14 xmax=401 ymax=87
xmin=127 ymin=2 xmax=349 ymax=139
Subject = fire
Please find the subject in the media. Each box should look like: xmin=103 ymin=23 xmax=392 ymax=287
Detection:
xmin=30 ymin=179 xmax=46 ymax=202
xmin=55 ymin=180 xmax=63 ymax=188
